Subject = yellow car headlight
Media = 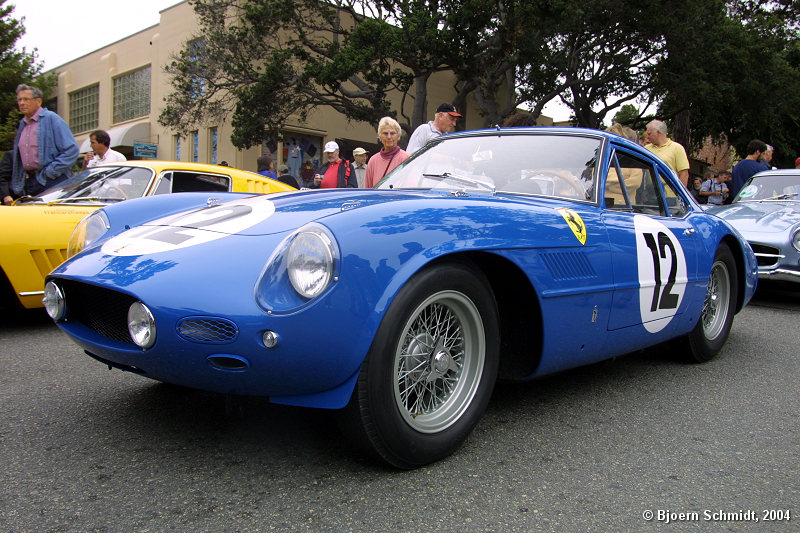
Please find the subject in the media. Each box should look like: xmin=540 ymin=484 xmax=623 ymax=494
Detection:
xmin=68 ymin=210 xmax=110 ymax=258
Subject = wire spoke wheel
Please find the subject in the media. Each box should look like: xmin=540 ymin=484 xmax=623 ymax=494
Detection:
xmin=701 ymin=258 xmax=731 ymax=341
xmin=341 ymin=263 xmax=499 ymax=468
xmin=683 ymin=244 xmax=738 ymax=363
xmin=393 ymin=291 xmax=485 ymax=433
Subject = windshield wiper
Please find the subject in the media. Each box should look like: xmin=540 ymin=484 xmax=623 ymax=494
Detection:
xmin=15 ymin=195 xmax=44 ymax=204
xmin=48 ymin=197 xmax=127 ymax=204
xmin=422 ymin=172 xmax=496 ymax=193
xmin=768 ymin=193 xmax=798 ymax=200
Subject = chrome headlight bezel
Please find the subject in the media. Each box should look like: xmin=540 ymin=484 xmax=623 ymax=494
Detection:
xmin=255 ymin=223 xmax=340 ymax=313
xmin=43 ymin=281 xmax=66 ymax=321
xmin=792 ymin=228 xmax=800 ymax=253
xmin=68 ymin=209 xmax=110 ymax=258
xmin=128 ymin=301 xmax=156 ymax=349
xmin=287 ymin=225 xmax=337 ymax=299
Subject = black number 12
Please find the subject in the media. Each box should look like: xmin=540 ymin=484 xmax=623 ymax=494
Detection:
xmin=643 ymin=231 xmax=679 ymax=312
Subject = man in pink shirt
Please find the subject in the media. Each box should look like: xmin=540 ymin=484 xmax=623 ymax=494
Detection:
xmin=11 ymin=84 xmax=78 ymax=197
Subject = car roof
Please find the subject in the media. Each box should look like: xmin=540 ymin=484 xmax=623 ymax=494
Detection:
xmin=94 ymin=160 xmax=261 ymax=176
xmin=751 ymin=169 xmax=800 ymax=179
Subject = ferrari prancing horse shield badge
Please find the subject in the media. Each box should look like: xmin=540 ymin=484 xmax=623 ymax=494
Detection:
xmin=557 ymin=208 xmax=587 ymax=245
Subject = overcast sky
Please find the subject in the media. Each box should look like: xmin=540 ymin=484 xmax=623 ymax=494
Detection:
xmin=11 ymin=0 xmax=571 ymax=121
xmin=12 ymin=0 xmax=178 ymax=69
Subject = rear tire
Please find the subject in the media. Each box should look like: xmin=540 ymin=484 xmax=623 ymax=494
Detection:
xmin=340 ymin=262 xmax=500 ymax=469
xmin=683 ymin=244 xmax=738 ymax=363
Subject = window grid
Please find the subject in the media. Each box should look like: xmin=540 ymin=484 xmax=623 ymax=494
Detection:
xmin=209 ymin=127 xmax=218 ymax=164
xmin=174 ymin=135 xmax=182 ymax=161
xmin=192 ymin=131 xmax=199 ymax=162
xmin=113 ymin=66 xmax=151 ymax=123
xmin=69 ymin=85 xmax=99 ymax=133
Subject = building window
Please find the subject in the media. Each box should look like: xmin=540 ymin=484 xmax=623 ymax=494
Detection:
xmin=113 ymin=66 xmax=151 ymax=123
xmin=188 ymin=38 xmax=206 ymax=99
xmin=69 ymin=85 xmax=99 ymax=133
xmin=174 ymin=134 xmax=182 ymax=161
xmin=191 ymin=131 xmax=199 ymax=162
xmin=209 ymin=127 xmax=218 ymax=164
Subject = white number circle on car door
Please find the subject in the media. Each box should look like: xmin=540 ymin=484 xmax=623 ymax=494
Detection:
xmin=634 ymin=215 xmax=688 ymax=332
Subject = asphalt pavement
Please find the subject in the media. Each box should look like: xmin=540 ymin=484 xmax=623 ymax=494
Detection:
xmin=1 ymin=282 xmax=798 ymax=532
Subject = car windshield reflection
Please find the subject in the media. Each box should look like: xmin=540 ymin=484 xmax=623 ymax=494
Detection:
xmin=736 ymin=174 xmax=800 ymax=202
xmin=33 ymin=166 xmax=155 ymax=203
xmin=377 ymin=132 xmax=601 ymax=202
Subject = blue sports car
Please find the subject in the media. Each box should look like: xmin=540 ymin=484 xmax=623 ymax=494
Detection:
xmin=46 ymin=128 xmax=757 ymax=468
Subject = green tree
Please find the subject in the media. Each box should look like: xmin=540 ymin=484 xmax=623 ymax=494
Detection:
xmin=0 ymin=0 xmax=51 ymax=150
xmin=159 ymin=0 xmax=800 ymax=162
xmin=160 ymin=0 xmax=431 ymax=148
xmin=651 ymin=0 xmax=800 ymax=162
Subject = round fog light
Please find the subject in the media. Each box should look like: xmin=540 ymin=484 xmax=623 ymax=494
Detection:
xmin=262 ymin=330 xmax=279 ymax=348
xmin=128 ymin=301 xmax=156 ymax=349
xmin=43 ymin=281 xmax=65 ymax=321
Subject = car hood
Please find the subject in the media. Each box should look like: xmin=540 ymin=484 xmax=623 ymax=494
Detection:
xmin=709 ymin=201 xmax=800 ymax=234
xmin=0 ymin=204 xmax=100 ymax=243
xmin=129 ymin=189 xmax=448 ymax=237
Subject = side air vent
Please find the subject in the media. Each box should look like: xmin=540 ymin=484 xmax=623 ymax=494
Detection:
xmin=540 ymin=251 xmax=597 ymax=280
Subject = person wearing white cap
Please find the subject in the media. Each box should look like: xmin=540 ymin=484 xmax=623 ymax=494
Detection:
xmin=305 ymin=141 xmax=357 ymax=188
xmin=352 ymin=147 xmax=368 ymax=187
xmin=405 ymin=102 xmax=462 ymax=154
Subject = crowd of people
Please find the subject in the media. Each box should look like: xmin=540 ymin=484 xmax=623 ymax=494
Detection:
xmin=603 ymin=119 xmax=784 ymax=206
xmin=1 ymin=83 xmax=796 ymax=201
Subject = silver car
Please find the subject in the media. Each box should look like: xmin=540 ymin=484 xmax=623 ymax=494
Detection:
xmin=709 ymin=169 xmax=800 ymax=282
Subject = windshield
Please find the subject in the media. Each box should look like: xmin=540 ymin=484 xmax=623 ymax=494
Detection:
xmin=736 ymin=174 xmax=800 ymax=202
xmin=34 ymin=166 xmax=155 ymax=203
xmin=377 ymin=132 xmax=601 ymax=202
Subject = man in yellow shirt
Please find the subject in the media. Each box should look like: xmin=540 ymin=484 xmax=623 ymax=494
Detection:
xmin=644 ymin=119 xmax=690 ymax=187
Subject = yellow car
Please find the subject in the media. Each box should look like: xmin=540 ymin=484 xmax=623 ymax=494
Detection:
xmin=0 ymin=161 xmax=295 ymax=310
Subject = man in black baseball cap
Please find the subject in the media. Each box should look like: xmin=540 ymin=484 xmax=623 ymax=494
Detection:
xmin=406 ymin=102 xmax=462 ymax=154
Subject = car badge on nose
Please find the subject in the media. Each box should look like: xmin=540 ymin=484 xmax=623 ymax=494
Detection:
xmin=206 ymin=197 xmax=222 ymax=207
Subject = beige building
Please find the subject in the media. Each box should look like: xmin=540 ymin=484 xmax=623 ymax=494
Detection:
xmin=48 ymin=0 xmax=493 ymax=180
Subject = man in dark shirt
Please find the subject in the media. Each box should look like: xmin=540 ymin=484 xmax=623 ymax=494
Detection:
xmin=731 ymin=139 xmax=768 ymax=198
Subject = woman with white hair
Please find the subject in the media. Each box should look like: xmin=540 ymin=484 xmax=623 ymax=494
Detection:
xmin=364 ymin=117 xmax=410 ymax=188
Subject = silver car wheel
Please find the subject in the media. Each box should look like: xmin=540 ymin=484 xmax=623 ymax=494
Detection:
xmin=702 ymin=258 xmax=732 ymax=341
xmin=393 ymin=290 xmax=485 ymax=434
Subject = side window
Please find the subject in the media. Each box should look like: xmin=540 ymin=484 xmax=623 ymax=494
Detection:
xmin=658 ymin=171 xmax=689 ymax=217
xmin=151 ymin=172 xmax=231 ymax=194
xmin=605 ymin=153 xmax=629 ymax=209
xmin=631 ymin=162 xmax=661 ymax=215
xmin=172 ymin=172 xmax=231 ymax=192
xmin=152 ymin=172 xmax=173 ymax=195
xmin=605 ymin=150 xmax=660 ymax=214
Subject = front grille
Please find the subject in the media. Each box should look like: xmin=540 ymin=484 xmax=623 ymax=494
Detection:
xmin=60 ymin=280 xmax=137 ymax=345
xmin=177 ymin=317 xmax=238 ymax=344
xmin=749 ymin=243 xmax=781 ymax=268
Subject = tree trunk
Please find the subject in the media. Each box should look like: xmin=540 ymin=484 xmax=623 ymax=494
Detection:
xmin=412 ymin=73 xmax=431 ymax=130
xmin=673 ymin=109 xmax=690 ymax=152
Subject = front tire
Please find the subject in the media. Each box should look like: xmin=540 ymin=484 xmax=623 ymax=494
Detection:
xmin=683 ymin=244 xmax=738 ymax=363
xmin=341 ymin=262 xmax=499 ymax=468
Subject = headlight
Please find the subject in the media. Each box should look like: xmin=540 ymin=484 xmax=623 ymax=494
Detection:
xmin=68 ymin=210 xmax=110 ymax=258
xmin=43 ymin=281 xmax=66 ymax=321
xmin=128 ymin=301 xmax=156 ymax=349
xmin=287 ymin=226 xmax=336 ymax=299
xmin=793 ymin=229 xmax=800 ymax=253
